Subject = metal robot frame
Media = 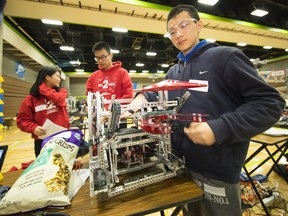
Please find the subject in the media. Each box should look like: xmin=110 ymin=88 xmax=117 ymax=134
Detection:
xmin=87 ymin=90 xmax=188 ymax=201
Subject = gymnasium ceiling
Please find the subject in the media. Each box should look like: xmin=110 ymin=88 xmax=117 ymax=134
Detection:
xmin=2 ymin=0 xmax=288 ymax=75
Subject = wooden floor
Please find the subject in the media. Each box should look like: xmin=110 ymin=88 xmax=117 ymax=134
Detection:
xmin=0 ymin=126 xmax=287 ymax=216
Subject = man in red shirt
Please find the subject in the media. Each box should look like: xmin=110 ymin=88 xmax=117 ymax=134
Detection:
xmin=86 ymin=41 xmax=133 ymax=102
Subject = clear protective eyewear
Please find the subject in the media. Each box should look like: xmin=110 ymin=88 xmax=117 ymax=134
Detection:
xmin=94 ymin=54 xmax=110 ymax=62
xmin=167 ymin=18 xmax=198 ymax=39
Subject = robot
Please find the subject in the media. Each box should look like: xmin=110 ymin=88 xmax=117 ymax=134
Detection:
xmin=87 ymin=79 xmax=207 ymax=201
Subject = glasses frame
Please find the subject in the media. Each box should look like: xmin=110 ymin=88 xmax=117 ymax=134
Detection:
xmin=167 ymin=18 xmax=198 ymax=39
xmin=94 ymin=54 xmax=110 ymax=62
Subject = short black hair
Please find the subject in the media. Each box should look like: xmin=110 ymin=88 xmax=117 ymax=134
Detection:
xmin=167 ymin=4 xmax=200 ymax=30
xmin=30 ymin=66 xmax=61 ymax=99
xmin=92 ymin=41 xmax=111 ymax=54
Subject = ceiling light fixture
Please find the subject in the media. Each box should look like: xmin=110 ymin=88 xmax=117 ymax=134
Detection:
xmin=237 ymin=42 xmax=247 ymax=47
xmin=129 ymin=70 xmax=136 ymax=73
xmin=142 ymin=70 xmax=149 ymax=73
xmin=75 ymin=69 xmax=84 ymax=72
xmin=285 ymin=49 xmax=288 ymax=52
xmin=206 ymin=38 xmax=216 ymax=42
xmin=164 ymin=33 xmax=170 ymax=38
xmin=161 ymin=64 xmax=169 ymax=68
xmin=251 ymin=9 xmax=268 ymax=17
xmin=136 ymin=63 xmax=144 ymax=67
xmin=263 ymin=46 xmax=272 ymax=49
xmin=60 ymin=46 xmax=74 ymax=51
xmin=111 ymin=49 xmax=120 ymax=54
xmin=112 ymin=27 xmax=128 ymax=33
xmin=146 ymin=52 xmax=157 ymax=56
xmin=70 ymin=60 xmax=81 ymax=65
xmin=198 ymin=0 xmax=219 ymax=6
xmin=41 ymin=19 xmax=63 ymax=25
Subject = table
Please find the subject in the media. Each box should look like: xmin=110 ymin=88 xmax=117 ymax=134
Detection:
xmin=242 ymin=133 xmax=288 ymax=215
xmin=0 ymin=170 xmax=203 ymax=216
xmin=247 ymin=134 xmax=288 ymax=179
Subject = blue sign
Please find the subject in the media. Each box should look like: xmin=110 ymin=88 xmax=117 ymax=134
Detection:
xmin=15 ymin=62 xmax=25 ymax=78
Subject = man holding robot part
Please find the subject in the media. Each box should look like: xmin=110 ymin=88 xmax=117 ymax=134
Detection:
xmin=123 ymin=4 xmax=285 ymax=216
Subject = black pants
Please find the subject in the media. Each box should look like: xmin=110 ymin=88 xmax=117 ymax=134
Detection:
xmin=34 ymin=139 xmax=43 ymax=157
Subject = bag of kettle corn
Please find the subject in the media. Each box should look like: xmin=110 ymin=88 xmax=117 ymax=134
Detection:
xmin=0 ymin=129 xmax=83 ymax=215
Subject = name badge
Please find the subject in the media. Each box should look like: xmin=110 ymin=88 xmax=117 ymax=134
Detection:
xmin=189 ymin=79 xmax=209 ymax=92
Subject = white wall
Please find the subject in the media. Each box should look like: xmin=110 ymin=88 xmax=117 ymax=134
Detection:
xmin=2 ymin=53 xmax=38 ymax=82
xmin=69 ymin=77 xmax=87 ymax=97
xmin=67 ymin=76 xmax=162 ymax=98
xmin=261 ymin=58 xmax=288 ymax=71
xmin=3 ymin=49 xmax=288 ymax=99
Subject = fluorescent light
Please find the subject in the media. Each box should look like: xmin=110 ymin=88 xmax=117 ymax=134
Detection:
xmin=136 ymin=63 xmax=144 ymax=67
xmin=112 ymin=27 xmax=128 ymax=33
xmin=157 ymin=70 xmax=165 ymax=74
xmin=75 ymin=69 xmax=84 ymax=72
xmin=263 ymin=46 xmax=272 ymax=49
xmin=129 ymin=70 xmax=136 ymax=73
xmin=206 ymin=38 xmax=216 ymax=43
xmin=269 ymin=28 xmax=283 ymax=33
xmin=70 ymin=60 xmax=81 ymax=65
xmin=142 ymin=70 xmax=149 ymax=73
xmin=164 ymin=33 xmax=170 ymax=38
xmin=60 ymin=46 xmax=74 ymax=51
xmin=146 ymin=52 xmax=157 ymax=56
xmin=251 ymin=9 xmax=268 ymax=17
xmin=111 ymin=49 xmax=120 ymax=54
xmin=198 ymin=0 xmax=219 ymax=6
xmin=41 ymin=19 xmax=63 ymax=25
xmin=237 ymin=42 xmax=247 ymax=47
xmin=161 ymin=64 xmax=169 ymax=68
xmin=285 ymin=49 xmax=288 ymax=52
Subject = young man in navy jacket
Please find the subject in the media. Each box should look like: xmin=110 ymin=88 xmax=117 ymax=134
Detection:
xmin=125 ymin=4 xmax=285 ymax=216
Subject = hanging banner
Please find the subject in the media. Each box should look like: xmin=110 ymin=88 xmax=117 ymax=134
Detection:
xmin=15 ymin=61 xmax=25 ymax=78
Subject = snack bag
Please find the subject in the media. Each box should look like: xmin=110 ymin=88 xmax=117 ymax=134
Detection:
xmin=0 ymin=129 xmax=83 ymax=215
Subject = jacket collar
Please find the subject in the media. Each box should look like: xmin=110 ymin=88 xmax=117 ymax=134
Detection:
xmin=177 ymin=40 xmax=208 ymax=62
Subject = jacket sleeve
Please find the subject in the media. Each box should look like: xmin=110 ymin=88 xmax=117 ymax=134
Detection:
xmin=16 ymin=96 xmax=38 ymax=134
xmin=120 ymin=71 xmax=134 ymax=99
xmin=208 ymin=50 xmax=286 ymax=145
xmin=39 ymin=83 xmax=67 ymax=107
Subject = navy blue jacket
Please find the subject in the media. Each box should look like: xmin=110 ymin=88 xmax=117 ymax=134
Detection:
xmin=145 ymin=42 xmax=285 ymax=183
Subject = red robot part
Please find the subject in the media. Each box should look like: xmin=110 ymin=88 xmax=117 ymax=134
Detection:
xmin=134 ymin=79 xmax=207 ymax=92
xmin=138 ymin=112 xmax=208 ymax=135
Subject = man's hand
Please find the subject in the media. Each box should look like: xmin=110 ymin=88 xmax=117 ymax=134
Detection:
xmin=184 ymin=122 xmax=216 ymax=146
xmin=121 ymin=110 xmax=134 ymax=119
xmin=120 ymin=93 xmax=146 ymax=119
xmin=34 ymin=126 xmax=47 ymax=137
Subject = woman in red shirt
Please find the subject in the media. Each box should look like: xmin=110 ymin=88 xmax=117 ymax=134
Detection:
xmin=17 ymin=66 xmax=70 ymax=157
